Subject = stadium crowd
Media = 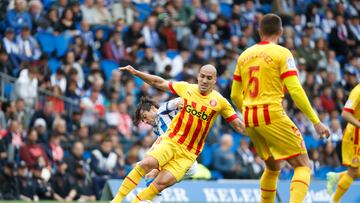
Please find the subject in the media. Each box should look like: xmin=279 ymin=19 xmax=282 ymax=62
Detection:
xmin=0 ymin=0 xmax=359 ymax=201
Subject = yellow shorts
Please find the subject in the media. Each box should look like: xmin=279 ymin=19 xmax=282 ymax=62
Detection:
xmin=246 ymin=116 xmax=307 ymax=161
xmin=146 ymin=137 xmax=196 ymax=181
xmin=342 ymin=126 xmax=360 ymax=167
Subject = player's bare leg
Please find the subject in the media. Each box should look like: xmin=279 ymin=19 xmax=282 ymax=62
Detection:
xmin=287 ymin=154 xmax=312 ymax=203
xmin=131 ymin=169 xmax=177 ymax=203
xmin=261 ymin=156 xmax=281 ymax=203
xmin=111 ymin=156 xmax=159 ymax=203
xmin=331 ymin=167 xmax=358 ymax=203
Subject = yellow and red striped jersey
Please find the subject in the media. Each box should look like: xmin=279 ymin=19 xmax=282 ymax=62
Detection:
xmin=343 ymin=84 xmax=360 ymax=144
xmin=343 ymin=84 xmax=360 ymax=120
xmin=232 ymin=41 xmax=299 ymax=127
xmin=165 ymin=81 xmax=237 ymax=155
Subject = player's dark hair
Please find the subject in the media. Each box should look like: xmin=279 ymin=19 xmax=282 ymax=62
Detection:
xmin=259 ymin=13 xmax=282 ymax=36
xmin=134 ymin=97 xmax=159 ymax=125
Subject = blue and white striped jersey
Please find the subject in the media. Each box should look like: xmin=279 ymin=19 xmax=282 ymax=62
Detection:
xmin=153 ymin=97 xmax=181 ymax=136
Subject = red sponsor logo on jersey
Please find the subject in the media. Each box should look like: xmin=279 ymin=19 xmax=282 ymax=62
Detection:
xmin=210 ymin=99 xmax=217 ymax=107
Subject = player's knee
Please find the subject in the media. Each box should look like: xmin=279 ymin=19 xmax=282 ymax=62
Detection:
xmin=348 ymin=167 xmax=358 ymax=179
xmin=139 ymin=157 xmax=159 ymax=172
xmin=153 ymin=177 xmax=176 ymax=192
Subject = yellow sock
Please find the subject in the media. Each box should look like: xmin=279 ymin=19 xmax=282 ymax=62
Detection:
xmin=112 ymin=165 xmax=145 ymax=202
xmin=260 ymin=168 xmax=280 ymax=203
xmin=290 ymin=166 xmax=311 ymax=203
xmin=333 ymin=173 xmax=353 ymax=202
xmin=131 ymin=183 xmax=159 ymax=203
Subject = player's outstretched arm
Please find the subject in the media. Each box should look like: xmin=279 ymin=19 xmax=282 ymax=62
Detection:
xmin=283 ymin=75 xmax=330 ymax=138
xmin=229 ymin=118 xmax=247 ymax=135
xmin=342 ymin=110 xmax=360 ymax=128
xmin=119 ymin=65 xmax=171 ymax=92
xmin=231 ymin=80 xmax=243 ymax=112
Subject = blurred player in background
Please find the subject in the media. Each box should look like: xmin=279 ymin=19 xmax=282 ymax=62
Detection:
xmin=231 ymin=13 xmax=330 ymax=203
xmin=326 ymin=83 xmax=360 ymax=203
xmin=133 ymin=96 xmax=197 ymax=203
xmin=111 ymin=64 xmax=246 ymax=203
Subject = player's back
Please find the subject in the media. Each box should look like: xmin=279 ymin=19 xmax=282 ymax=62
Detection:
xmin=235 ymin=42 xmax=297 ymax=126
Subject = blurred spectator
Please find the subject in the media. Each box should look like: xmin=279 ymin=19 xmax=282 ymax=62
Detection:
xmin=61 ymin=51 xmax=84 ymax=88
xmin=81 ymin=0 xmax=95 ymax=25
xmin=123 ymin=20 xmax=145 ymax=49
xmin=0 ymin=120 xmax=24 ymax=164
xmin=235 ymin=139 xmax=254 ymax=178
xmin=0 ymin=161 xmax=20 ymax=200
xmin=0 ymin=50 xmax=12 ymax=76
xmin=321 ymin=9 xmax=336 ymax=35
xmin=92 ymin=0 xmax=112 ymax=26
xmin=90 ymin=137 xmax=120 ymax=199
xmin=213 ymin=134 xmax=236 ymax=179
xmin=329 ymin=14 xmax=354 ymax=57
xmin=17 ymin=160 xmax=39 ymax=201
xmin=272 ymin=0 xmax=294 ymax=25
xmin=73 ymin=162 xmax=96 ymax=201
xmin=50 ymin=69 xmax=67 ymax=93
xmin=320 ymin=85 xmax=336 ymax=113
xmin=64 ymin=141 xmax=86 ymax=174
xmin=318 ymin=50 xmax=341 ymax=82
xmin=137 ymin=47 xmax=156 ymax=74
xmin=319 ymin=141 xmax=340 ymax=168
xmin=3 ymin=28 xmax=22 ymax=70
xmin=5 ymin=0 xmax=32 ymax=33
xmin=20 ymin=129 xmax=50 ymax=168
xmin=32 ymin=163 xmax=54 ymax=200
xmin=329 ymin=118 xmax=343 ymax=145
xmin=56 ymin=8 xmax=78 ymax=35
xmin=29 ymin=101 xmax=55 ymax=130
xmin=45 ymin=133 xmax=64 ymax=166
xmin=14 ymin=98 xmax=30 ymax=128
xmin=28 ymin=0 xmax=46 ymax=32
xmin=33 ymin=117 xmax=48 ymax=144
xmin=16 ymin=26 xmax=41 ymax=61
xmin=103 ymin=31 xmax=127 ymax=63
xmin=171 ymin=47 xmax=190 ymax=77
xmin=142 ymin=15 xmax=161 ymax=49
xmin=80 ymin=90 xmax=105 ymax=126
xmin=51 ymin=161 xmax=77 ymax=201
xmin=154 ymin=46 xmax=172 ymax=74
xmin=112 ymin=0 xmax=137 ymax=25
xmin=14 ymin=66 xmax=38 ymax=108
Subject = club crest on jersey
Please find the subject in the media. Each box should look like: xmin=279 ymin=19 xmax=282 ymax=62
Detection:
xmin=210 ymin=99 xmax=217 ymax=107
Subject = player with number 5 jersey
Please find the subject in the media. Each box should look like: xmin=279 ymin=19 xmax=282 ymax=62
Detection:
xmin=231 ymin=13 xmax=330 ymax=203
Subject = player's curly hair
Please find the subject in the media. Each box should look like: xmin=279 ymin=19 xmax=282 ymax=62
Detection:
xmin=134 ymin=96 xmax=159 ymax=125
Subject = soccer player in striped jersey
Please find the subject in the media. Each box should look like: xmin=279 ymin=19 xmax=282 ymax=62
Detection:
xmin=111 ymin=64 xmax=246 ymax=203
xmin=231 ymin=13 xmax=330 ymax=203
xmin=133 ymin=96 xmax=198 ymax=203
xmin=326 ymin=84 xmax=360 ymax=203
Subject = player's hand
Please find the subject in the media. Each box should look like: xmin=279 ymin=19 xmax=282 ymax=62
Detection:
xmin=314 ymin=122 xmax=330 ymax=139
xmin=118 ymin=65 xmax=137 ymax=75
xmin=239 ymin=121 xmax=247 ymax=135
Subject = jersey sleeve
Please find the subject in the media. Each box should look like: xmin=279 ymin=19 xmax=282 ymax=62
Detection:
xmin=279 ymin=48 xmax=298 ymax=80
xmin=343 ymin=86 xmax=360 ymax=114
xmin=220 ymin=97 xmax=238 ymax=123
xmin=168 ymin=81 xmax=189 ymax=97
